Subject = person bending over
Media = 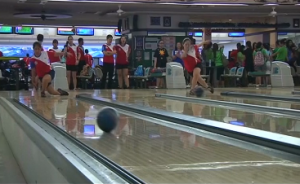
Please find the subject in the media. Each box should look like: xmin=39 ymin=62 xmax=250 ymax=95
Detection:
xmin=31 ymin=42 xmax=69 ymax=97
xmin=181 ymin=38 xmax=214 ymax=95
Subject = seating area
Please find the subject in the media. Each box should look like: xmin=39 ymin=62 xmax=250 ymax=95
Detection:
xmin=1 ymin=59 xmax=298 ymax=90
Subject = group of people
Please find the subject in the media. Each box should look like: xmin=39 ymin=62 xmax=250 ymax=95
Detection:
xmin=26 ymin=34 xmax=94 ymax=97
xmin=26 ymin=34 xmax=132 ymax=97
xmin=230 ymin=39 xmax=299 ymax=86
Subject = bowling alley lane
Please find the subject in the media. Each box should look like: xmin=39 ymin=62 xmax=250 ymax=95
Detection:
xmin=91 ymin=90 xmax=300 ymax=139
xmin=18 ymin=96 xmax=300 ymax=184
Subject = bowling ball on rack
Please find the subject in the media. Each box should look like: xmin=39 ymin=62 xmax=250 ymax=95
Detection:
xmin=96 ymin=107 xmax=119 ymax=133
xmin=194 ymin=86 xmax=205 ymax=97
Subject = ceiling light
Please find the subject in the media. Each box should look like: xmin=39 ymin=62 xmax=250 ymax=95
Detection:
xmin=21 ymin=24 xmax=117 ymax=28
xmin=264 ymin=3 xmax=278 ymax=6
xmin=48 ymin=0 xmax=139 ymax=3
xmin=159 ymin=3 xmax=248 ymax=6
xmin=49 ymin=0 xmax=248 ymax=6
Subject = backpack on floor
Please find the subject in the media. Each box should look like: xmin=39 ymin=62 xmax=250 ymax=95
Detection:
xmin=134 ymin=65 xmax=144 ymax=76
xmin=254 ymin=51 xmax=264 ymax=66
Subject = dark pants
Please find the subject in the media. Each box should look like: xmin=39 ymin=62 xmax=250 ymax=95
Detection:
xmin=101 ymin=63 xmax=114 ymax=89
xmin=77 ymin=60 xmax=86 ymax=75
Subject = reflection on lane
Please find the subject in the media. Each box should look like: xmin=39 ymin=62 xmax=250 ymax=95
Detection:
xmin=92 ymin=90 xmax=300 ymax=139
xmin=19 ymin=96 xmax=300 ymax=184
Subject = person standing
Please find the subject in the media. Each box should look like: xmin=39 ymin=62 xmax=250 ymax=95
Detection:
xmin=173 ymin=42 xmax=189 ymax=86
xmin=84 ymin=49 xmax=93 ymax=67
xmin=31 ymin=34 xmax=44 ymax=90
xmin=154 ymin=40 xmax=169 ymax=88
xmin=244 ymin=41 xmax=254 ymax=84
xmin=272 ymin=39 xmax=288 ymax=62
xmin=115 ymin=36 xmax=131 ymax=89
xmin=77 ymin=38 xmax=86 ymax=75
xmin=253 ymin=42 xmax=268 ymax=85
xmin=101 ymin=34 xmax=116 ymax=89
xmin=212 ymin=43 xmax=224 ymax=87
xmin=65 ymin=36 xmax=80 ymax=90
xmin=49 ymin=39 xmax=62 ymax=64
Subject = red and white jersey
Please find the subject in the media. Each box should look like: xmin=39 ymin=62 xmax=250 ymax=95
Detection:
xmin=84 ymin=54 xmax=93 ymax=67
xmin=183 ymin=46 xmax=201 ymax=73
xmin=49 ymin=48 xmax=61 ymax=63
xmin=66 ymin=45 xmax=77 ymax=65
xmin=77 ymin=46 xmax=85 ymax=61
xmin=102 ymin=44 xmax=115 ymax=64
xmin=49 ymin=48 xmax=61 ymax=52
xmin=115 ymin=44 xmax=131 ymax=65
xmin=31 ymin=51 xmax=56 ymax=78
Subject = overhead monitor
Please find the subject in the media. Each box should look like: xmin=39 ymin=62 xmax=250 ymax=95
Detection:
xmin=228 ymin=32 xmax=245 ymax=37
xmin=194 ymin=32 xmax=203 ymax=37
xmin=57 ymin=27 xmax=75 ymax=35
xmin=114 ymin=29 xmax=122 ymax=36
xmin=0 ymin=26 xmax=13 ymax=34
xmin=188 ymin=32 xmax=203 ymax=37
xmin=278 ymin=32 xmax=288 ymax=35
xmin=76 ymin=28 xmax=94 ymax=36
xmin=15 ymin=27 xmax=34 ymax=35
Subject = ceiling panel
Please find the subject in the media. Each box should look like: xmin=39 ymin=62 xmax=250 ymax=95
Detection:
xmin=0 ymin=0 xmax=299 ymax=26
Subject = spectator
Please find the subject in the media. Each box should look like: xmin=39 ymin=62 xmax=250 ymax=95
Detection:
xmin=244 ymin=41 xmax=254 ymax=83
xmin=253 ymin=42 xmax=268 ymax=85
xmin=236 ymin=45 xmax=245 ymax=67
xmin=272 ymin=39 xmax=288 ymax=62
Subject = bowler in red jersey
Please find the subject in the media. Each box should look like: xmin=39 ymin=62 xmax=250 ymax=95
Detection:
xmin=31 ymin=34 xmax=45 ymax=90
xmin=31 ymin=42 xmax=69 ymax=97
xmin=64 ymin=36 xmax=80 ymax=90
xmin=77 ymin=38 xmax=86 ymax=75
xmin=84 ymin=49 xmax=93 ymax=67
xmin=114 ymin=36 xmax=131 ymax=89
xmin=101 ymin=34 xmax=116 ymax=89
xmin=181 ymin=38 xmax=214 ymax=95
xmin=49 ymin=39 xmax=62 ymax=63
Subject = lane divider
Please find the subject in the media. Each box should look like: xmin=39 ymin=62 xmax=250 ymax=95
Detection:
xmin=221 ymin=91 xmax=300 ymax=102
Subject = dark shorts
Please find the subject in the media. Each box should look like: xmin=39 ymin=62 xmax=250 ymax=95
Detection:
xmin=116 ymin=64 xmax=128 ymax=70
xmin=66 ymin=65 xmax=78 ymax=71
xmin=39 ymin=70 xmax=55 ymax=81
xmin=188 ymin=63 xmax=202 ymax=77
xmin=254 ymin=65 xmax=266 ymax=72
xmin=157 ymin=62 xmax=167 ymax=68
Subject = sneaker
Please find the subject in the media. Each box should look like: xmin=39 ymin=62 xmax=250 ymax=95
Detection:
xmin=189 ymin=89 xmax=195 ymax=95
xmin=207 ymin=86 xmax=214 ymax=94
xmin=58 ymin=88 xmax=69 ymax=96
xmin=41 ymin=91 xmax=46 ymax=98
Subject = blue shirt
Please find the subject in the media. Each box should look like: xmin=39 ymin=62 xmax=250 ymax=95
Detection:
xmin=172 ymin=50 xmax=184 ymax=67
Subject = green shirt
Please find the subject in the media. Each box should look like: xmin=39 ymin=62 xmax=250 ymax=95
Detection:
xmin=237 ymin=52 xmax=245 ymax=66
xmin=275 ymin=46 xmax=288 ymax=62
xmin=204 ymin=48 xmax=213 ymax=62
xmin=214 ymin=48 xmax=224 ymax=67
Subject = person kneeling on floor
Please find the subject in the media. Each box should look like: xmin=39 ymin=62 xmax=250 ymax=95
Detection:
xmin=31 ymin=41 xmax=69 ymax=97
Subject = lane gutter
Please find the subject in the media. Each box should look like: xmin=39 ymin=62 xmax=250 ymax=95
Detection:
xmin=221 ymin=91 xmax=300 ymax=103
xmin=13 ymin=99 xmax=145 ymax=184
xmin=76 ymin=94 xmax=300 ymax=157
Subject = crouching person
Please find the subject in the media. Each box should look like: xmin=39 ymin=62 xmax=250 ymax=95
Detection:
xmin=31 ymin=41 xmax=69 ymax=97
